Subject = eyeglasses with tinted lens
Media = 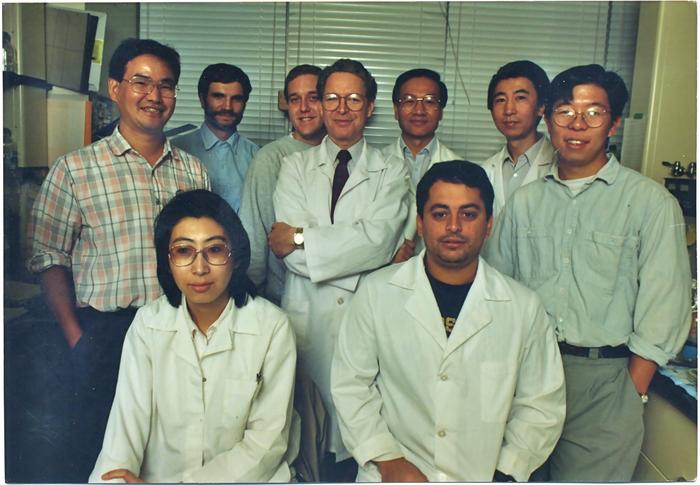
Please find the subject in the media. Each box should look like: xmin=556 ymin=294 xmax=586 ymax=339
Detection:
xmin=322 ymin=93 xmax=366 ymax=112
xmin=123 ymin=76 xmax=180 ymax=99
xmin=168 ymin=243 xmax=231 ymax=267
xmin=552 ymin=107 xmax=609 ymax=128
xmin=398 ymin=94 xmax=442 ymax=111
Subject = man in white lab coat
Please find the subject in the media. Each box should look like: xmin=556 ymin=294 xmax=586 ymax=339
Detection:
xmin=481 ymin=60 xmax=555 ymax=220
xmin=331 ymin=160 xmax=565 ymax=482
xmin=382 ymin=68 xmax=461 ymax=262
xmin=270 ymin=58 xmax=410 ymax=481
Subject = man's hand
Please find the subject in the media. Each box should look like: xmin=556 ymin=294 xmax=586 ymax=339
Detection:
xmin=39 ymin=266 xmax=83 ymax=349
xmin=628 ymin=354 xmax=658 ymax=395
xmin=101 ymin=469 xmax=145 ymax=483
xmin=375 ymin=457 xmax=428 ymax=482
xmin=392 ymin=239 xmax=416 ymax=264
xmin=268 ymin=222 xmax=297 ymax=258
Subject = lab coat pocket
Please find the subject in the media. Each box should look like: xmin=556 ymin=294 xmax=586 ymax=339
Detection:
xmin=222 ymin=378 xmax=260 ymax=424
xmin=479 ymin=362 xmax=513 ymax=423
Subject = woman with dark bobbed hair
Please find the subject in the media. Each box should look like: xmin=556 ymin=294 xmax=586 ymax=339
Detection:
xmin=89 ymin=189 xmax=297 ymax=483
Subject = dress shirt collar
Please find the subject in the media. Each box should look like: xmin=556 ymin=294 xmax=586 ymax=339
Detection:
xmin=325 ymin=136 xmax=364 ymax=165
xmin=400 ymin=135 xmax=437 ymax=160
xmin=547 ymin=153 xmax=620 ymax=186
xmin=503 ymin=133 xmax=544 ymax=168
xmin=200 ymin=123 xmax=240 ymax=151
xmin=109 ymin=126 xmax=173 ymax=164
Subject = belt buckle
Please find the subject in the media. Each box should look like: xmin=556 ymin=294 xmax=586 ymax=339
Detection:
xmin=588 ymin=347 xmax=600 ymax=359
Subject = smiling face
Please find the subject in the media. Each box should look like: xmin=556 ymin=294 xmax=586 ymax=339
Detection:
xmin=546 ymin=83 xmax=620 ymax=178
xmin=394 ymin=76 xmax=443 ymax=143
xmin=168 ymin=216 xmax=234 ymax=325
xmin=286 ymin=73 xmax=325 ymax=144
xmin=417 ymin=180 xmax=492 ymax=283
xmin=108 ymin=54 xmax=176 ymax=139
xmin=490 ymin=76 xmax=543 ymax=144
xmin=322 ymin=72 xmax=374 ymax=149
xmin=202 ymin=82 xmax=246 ymax=139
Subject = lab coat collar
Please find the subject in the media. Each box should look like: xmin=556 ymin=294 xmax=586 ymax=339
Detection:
xmin=390 ymin=252 xmax=510 ymax=355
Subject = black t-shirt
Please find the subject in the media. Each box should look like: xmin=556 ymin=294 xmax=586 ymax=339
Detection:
xmin=425 ymin=267 xmax=472 ymax=337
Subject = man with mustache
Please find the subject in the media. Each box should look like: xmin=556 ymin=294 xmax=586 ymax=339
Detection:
xmin=331 ymin=161 xmax=565 ymax=482
xmin=383 ymin=68 xmax=461 ymax=263
xmin=485 ymin=65 xmax=691 ymax=481
xmin=482 ymin=60 xmax=555 ymax=220
xmin=270 ymin=58 xmax=410 ymax=481
xmin=27 ymin=38 xmax=209 ymax=481
xmin=173 ymin=63 xmax=258 ymax=212
xmin=240 ymin=64 xmax=326 ymax=306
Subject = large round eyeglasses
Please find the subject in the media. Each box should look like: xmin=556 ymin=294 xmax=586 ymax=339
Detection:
xmin=122 ymin=76 xmax=180 ymax=99
xmin=168 ymin=243 xmax=231 ymax=267
xmin=397 ymin=94 xmax=442 ymax=111
xmin=322 ymin=93 xmax=366 ymax=112
xmin=552 ymin=107 xmax=609 ymax=128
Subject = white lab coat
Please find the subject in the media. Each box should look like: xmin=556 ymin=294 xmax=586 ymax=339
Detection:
xmin=381 ymin=136 xmax=461 ymax=243
xmin=273 ymin=136 xmax=410 ymax=459
xmin=331 ymin=254 xmax=566 ymax=482
xmin=481 ymin=137 xmax=556 ymax=219
xmin=89 ymin=295 xmax=297 ymax=483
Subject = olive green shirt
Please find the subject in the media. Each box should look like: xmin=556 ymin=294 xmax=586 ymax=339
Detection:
xmin=484 ymin=155 xmax=691 ymax=365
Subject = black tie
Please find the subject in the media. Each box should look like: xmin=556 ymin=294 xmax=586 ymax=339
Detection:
xmin=330 ymin=149 xmax=351 ymax=223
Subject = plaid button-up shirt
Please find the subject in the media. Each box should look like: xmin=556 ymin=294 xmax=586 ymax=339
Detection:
xmin=28 ymin=128 xmax=210 ymax=311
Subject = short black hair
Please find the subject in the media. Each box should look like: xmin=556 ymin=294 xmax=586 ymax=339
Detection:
xmin=154 ymin=189 xmax=256 ymax=309
xmin=284 ymin=64 xmax=322 ymax=100
xmin=392 ymin=68 xmax=448 ymax=108
xmin=545 ymin=64 xmax=629 ymax=120
xmin=109 ymin=38 xmax=181 ymax=83
xmin=487 ymin=60 xmax=549 ymax=110
xmin=317 ymin=58 xmax=377 ymax=102
xmin=197 ymin=63 xmax=252 ymax=101
xmin=416 ymin=160 xmax=494 ymax=219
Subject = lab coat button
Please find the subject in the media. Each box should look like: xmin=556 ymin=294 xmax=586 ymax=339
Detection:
xmin=337 ymin=297 xmax=344 ymax=305
xmin=437 ymin=430 xmax=446 ymax=437
xmin=566 ymin=228 xmax=573 ymax=234
xmin=440 ymin=374 xmax=448 ymax=381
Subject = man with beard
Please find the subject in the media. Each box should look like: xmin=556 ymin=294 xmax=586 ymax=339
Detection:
xmin=382 ymin=68 xmax=461 ymax=263
xmin=331 ymin=161 xmax=565 ymax=482
xmin=240 ymin=64 xmax=326 ymax=305
xmin=173 ymin=63 xmax=258 ymax=212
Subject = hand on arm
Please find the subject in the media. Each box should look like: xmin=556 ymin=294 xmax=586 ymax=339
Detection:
xmin=628 ymin=354 xmax=657 ymax=395
xmin=101 ymin=469 xmax=145 ymax=483
xmin=375 ymin=458 xmax=427 ymax=482
xmin=39 ymin=266 xmax=82 ymax=348
xmin=392 ymin=239 xmax=415 ymax=264
xmin=268 ymin=222 xmax=297 ymax=258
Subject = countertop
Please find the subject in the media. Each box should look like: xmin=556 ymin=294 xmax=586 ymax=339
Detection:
xmin=653 ymin=363 xmax=697 ymax=422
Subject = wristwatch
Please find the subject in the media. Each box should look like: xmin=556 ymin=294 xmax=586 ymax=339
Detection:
xmin=293 ymin=227 xmax=304 ymax=250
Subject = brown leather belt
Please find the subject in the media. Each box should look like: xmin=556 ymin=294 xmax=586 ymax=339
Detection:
xmin=558 ymin=342 xmax=631 ymax=359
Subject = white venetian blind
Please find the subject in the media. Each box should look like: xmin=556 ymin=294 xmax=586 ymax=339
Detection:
xmin=441 ymin=1 xmax=638 ymax=161
xmin=140 ymin=2 xmax=288 ymax=145
xmin=140 ymin=2 xmax=639 ymax=157
xmin=286 ymin=2 xmax=448 ymax=146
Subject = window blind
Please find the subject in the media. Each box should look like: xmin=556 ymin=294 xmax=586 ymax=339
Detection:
xmin=140 ymin=1 xmax=639 ymax=159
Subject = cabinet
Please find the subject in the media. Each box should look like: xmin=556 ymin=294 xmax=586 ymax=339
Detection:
xmin=632 ymin=389 xmax=697 ymax=481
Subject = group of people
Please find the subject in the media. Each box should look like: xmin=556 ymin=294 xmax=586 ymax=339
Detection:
xmin=27 ymin=37 xmax=691 ymax=483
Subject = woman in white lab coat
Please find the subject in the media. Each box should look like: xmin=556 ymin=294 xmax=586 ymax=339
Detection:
xmin=89 ymin=189 xmax=297 ymax=483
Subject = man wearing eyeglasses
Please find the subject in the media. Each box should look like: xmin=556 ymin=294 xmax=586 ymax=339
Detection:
xmin=173 ymin=63 xmax=258 ymax=213
xmin=485 ymin=64 xmax=691 ymax=481
xmin=269 ymin=58 xmax=410 ymax=481
xmin=27 ymin=38 xmax=210 ymax=481
xmin=240 ymin=64 xmax=326 ymax=306
xmin=383 ymin=68 xmax=461 ymax=264
xmin=482 ymin=60 xmax=555 ymax=220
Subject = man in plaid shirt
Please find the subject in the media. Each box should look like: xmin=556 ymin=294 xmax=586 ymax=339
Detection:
xmin=27 ymin=38 xmax=209 ymax=480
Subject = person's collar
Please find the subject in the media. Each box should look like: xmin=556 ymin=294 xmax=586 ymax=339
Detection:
xmin=400 ymin=135 xmax=437 ymax=158
xmin=182 ymin=295 xmax=234 ymax=337
xmin=325 ymin=136 xmax=364 ymax=163
xmin=201 ymin=123 xmax=239 ymax=150
xmin=504 ymin=133 xmax=543 ymax=165
xmin=109 ymin=126 xmax=171 ymax=163
xmin=547 ymin=153 xmax=620 ymax=185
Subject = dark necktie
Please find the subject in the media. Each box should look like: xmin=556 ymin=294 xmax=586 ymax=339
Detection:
xmin=330 ymin=149 xmax=351 ymax=223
